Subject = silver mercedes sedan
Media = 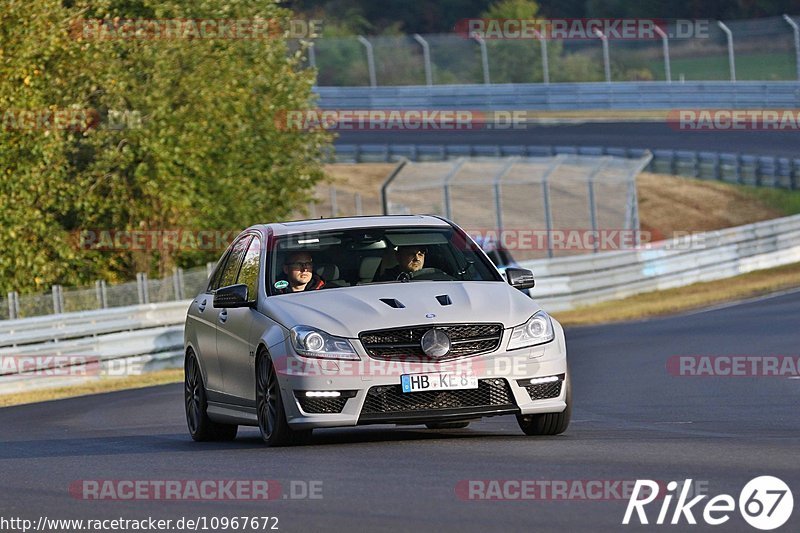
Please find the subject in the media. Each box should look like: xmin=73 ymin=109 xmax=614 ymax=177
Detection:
xmin=184 ymin=215 xmax=570 ymax=446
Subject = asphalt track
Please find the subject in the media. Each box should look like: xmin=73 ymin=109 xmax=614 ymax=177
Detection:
xmin=1 ymin=291 xmax=799 ymax=532
xmin=334 ymin=121 xmax=800 ymax=158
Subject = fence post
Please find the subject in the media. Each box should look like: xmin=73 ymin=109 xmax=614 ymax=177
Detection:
xmin=8 ymin=291 xmax=19 ymax=320
xmin=95 ymin=280 xmax=108 ymax=309
xmin=783 ymin=15 xmax=800 ymax=81
xmin=173 ymin=268 xmax=182 ymax=300
xmin=492 ymin=157 xmax=518 ymax=234
xmin=329 ymin=187 xmax=338 ymax=217
xmin=381 ymin=158 xmax=409 ymax=215
xmin=539 ymin=154 xmax=566 ymax=259
xmin=594 ymin=29 xmax=611 ymax=82
xmin=136 ymin=272 xmax=150 ymax=304
xmin=531 ymin=29 xmax=549 ymax=83
xmin=471 ymin=33 xmax=490 ymax=85
xmin=586 ymin=157 xmax=612 ymax=253
xmin=717 ymin=21 xmax=736 ymax=82
xmin=178 ymin=268 xmax=185 ymax=299
xmin=355 ymin=193 xmax=363 ymax=216
xmin=442 ymin=158 xmax=467 ymax=220
xmin=654 ymin=25 xmax=671 ymax=82
xmin=626 ymin=152 xmax=652 ymax=248
xmin=206 ymin=262 xmax=215 ymax=279
xmin=357 ymin=36 xmax=377 ymax=87
xmin=52 ymin=285 xmax=63 ymax=314
xmin=308 ymin=40 xmax=317 ymax=69
xmin=413 ymin=34 xmax=433 ymax=86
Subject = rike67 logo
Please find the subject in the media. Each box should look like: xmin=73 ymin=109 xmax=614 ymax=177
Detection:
xmin=623 ymin=476 xmax=793 ymax=530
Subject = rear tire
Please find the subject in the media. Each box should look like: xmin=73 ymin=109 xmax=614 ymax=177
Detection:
xmin=256 ymin=352 xmax=312 ymax=447
xmin=516 ymin=373 xmax=571 ymax=436
xmin=185 ymin=353 xmax=238 ymax=442
xmin=425 ymin=421 xmax=470 ymax=429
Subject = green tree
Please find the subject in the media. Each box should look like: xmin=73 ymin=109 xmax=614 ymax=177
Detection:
xmin=0 ymin=0 xmax=331 ymax=294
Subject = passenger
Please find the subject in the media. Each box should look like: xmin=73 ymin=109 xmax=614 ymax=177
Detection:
xmin=378 ymin=246 xmax=427 ymax=281
xmin=276 ymin=252 xmax=325 ymax=293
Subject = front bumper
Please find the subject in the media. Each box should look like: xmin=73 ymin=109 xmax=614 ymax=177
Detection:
xmin=274 ymin=324 xmax=568 ymax=430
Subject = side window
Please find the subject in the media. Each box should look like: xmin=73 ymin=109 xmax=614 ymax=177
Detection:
xmin=218 ymin=236 xmax=252 ymax=289
xmin=207 ymin=250 xmax=231 ymax=292
xmin=237 ymin=236 xmax=261 ymax=301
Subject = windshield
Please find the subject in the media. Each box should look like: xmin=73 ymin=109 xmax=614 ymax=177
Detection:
xmin=268 ymin=226 xmax=502 ymax=295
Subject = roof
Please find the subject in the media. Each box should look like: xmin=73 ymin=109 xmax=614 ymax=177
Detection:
xmin=263 ymin=215 xmax=452 ymax=236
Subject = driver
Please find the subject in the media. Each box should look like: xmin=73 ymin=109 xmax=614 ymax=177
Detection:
xmin=276 ymin=251 xmax=325 ymax=293
xmin=378 ymin=246 xmax=427 ymax=281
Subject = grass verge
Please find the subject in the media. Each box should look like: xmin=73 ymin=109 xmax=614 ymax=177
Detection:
xmin=0 ymin=368 xmax=183 ymax=408
xmin=553 ymin=261 xmax=800 ymax=327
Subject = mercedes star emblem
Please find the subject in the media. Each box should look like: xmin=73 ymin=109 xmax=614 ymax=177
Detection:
xmin=420 ymin=328 xmax=451 ymax=358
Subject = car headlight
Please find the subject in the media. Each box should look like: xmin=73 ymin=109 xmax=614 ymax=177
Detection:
xmin=507 ymin=311 xmax=554 ymax=350
xmin=290 ymin=326 xmax=360 ymax=360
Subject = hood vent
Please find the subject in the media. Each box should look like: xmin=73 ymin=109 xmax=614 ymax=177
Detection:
xmin=436 ymin=294 xmax=452 ymax=306
xmin=379 ymin=298 xmax=405 ymax=309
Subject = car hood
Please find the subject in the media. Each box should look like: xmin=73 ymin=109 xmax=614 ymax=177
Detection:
xmin=263 ymin=281 xmax=539 ymax=338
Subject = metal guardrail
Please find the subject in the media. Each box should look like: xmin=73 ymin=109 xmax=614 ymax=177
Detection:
xmin=0 ymin=302 xmax=189 ymax=395
xmin=333 ymin=144 xmax=800 ymax=190
xmin=523 ymin=213 xmax=800 ymax=311
xmin=0 ymin=301 xmax=190 ymax=348
xmin=316 ymin=81 xmax=800 ymax=110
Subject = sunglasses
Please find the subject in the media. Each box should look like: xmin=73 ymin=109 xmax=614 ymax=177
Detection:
xmin=286 ymin=261 xmax=314 ymax=270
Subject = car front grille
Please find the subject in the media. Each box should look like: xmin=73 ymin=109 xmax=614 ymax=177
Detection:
xmin=359 ymin=323 xmax=503 ymax=361
xmin=360 ymin=378 xmax=515 ymax=415
xmin=524 ymin=381 xmax=563 ymax=401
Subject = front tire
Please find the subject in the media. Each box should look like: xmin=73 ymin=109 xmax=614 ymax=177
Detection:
xmin=185 ymin=353 xmax=238 ymax=442
xmin=516 ymin=373 xmax=571 ymax=436
xmin=256 ymin=352 xmax=311 ymax=446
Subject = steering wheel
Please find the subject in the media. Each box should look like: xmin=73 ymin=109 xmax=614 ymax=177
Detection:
xmin=398 ymin=267 xmax=454 ymax=281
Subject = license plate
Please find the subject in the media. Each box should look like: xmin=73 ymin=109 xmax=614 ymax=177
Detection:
xmin=401 ymin=372 xmax=479 ymax=393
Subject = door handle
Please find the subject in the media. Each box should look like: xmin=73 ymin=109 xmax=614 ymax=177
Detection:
xmin=198 ymin=299 xmax=207 ymax=312
xmin=218 ymin=309 xmax=228 ymax=323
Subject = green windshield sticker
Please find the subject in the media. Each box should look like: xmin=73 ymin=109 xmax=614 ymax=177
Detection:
xmin=274 ymin=280 xmax=289 ymax=290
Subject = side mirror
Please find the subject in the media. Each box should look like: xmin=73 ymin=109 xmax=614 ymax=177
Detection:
xmin=505 ymin=268 xmax=535 ymax=290
xmin=213 ymin=284 xmax=254 ymax=308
